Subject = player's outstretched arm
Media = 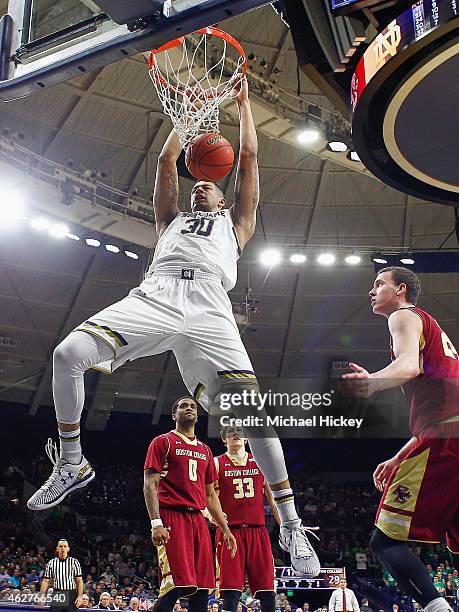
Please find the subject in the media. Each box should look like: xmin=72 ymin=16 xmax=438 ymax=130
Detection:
xmin=153 ymin=130 xmax=181 ymax=236
xmin=342 ymin=309 xmax=422 ymax=396
xmin=230 ymin=75 xmax=259 ymax=249
xmin=143 ymin=469 xmax=170 ymax=546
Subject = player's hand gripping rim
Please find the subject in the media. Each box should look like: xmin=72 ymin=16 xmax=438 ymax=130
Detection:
xmin=151 ymin=525 xmax=170 ymax=547
xmin=230 ymin=73 xmax=248 ymax=103
xmin=223 ymin=528 xmax=237 ymax=558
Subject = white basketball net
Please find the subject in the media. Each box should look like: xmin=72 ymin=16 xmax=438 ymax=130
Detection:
xmin=149 ymin=27 xmax=246 ymax=151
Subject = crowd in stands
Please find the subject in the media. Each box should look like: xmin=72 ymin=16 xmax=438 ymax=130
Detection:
xmin=0 ymin=461 xmax=457 ymax=610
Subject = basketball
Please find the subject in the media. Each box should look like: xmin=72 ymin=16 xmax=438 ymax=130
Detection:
xmin=185 ymin=132 xmax=234 ymax=181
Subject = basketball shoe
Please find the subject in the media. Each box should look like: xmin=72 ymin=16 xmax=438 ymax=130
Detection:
xmin=279 ymin=520 xmax=321 ymax=576
xmin=27 ymin=438 xmax=95 ymax=510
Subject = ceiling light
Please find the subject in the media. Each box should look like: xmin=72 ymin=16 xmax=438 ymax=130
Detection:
xmin=290 ymin=253 xmax=306 ymax=264
xmin=327 ymin=140 xmax=348 ymax=153
xmin=66 ymin=233 xmax=80 ymax=241
xmin=317 ymin=253 xmax=335 ymax=266
xmin=86 ymin=238 xmax=101 ymax=247
xmin=30 ymin=217 xmax=50 ymax=231
xmin=124 ymin=250 xmax=139 ymax=260
xmin=347 ymin=150 xmax=360 ymax=162
xmin=260 ymin=248 xmax=281 ymax=266
xmin=49 ymin=223 xmax=69 ymax=239
xmin=372 ymin=257 xmax=388 ymax=264
xmin=105 ymin=244 xmax=120 ymax=253
xmin=0 ymin=189 xmax=25 ymax=226
xmin=400 ymin=257 xmax=415 ymax=265
xmin=345 ymin=254 xmax=361 ymax=265
xmin=297 ymin=128 xmax=320 ymax=145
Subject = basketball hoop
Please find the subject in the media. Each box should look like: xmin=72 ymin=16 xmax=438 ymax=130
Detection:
xmin=148 ymin=27 xmax=247 ymax=151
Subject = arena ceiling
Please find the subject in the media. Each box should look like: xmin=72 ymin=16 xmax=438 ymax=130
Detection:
xmin=0 ymin=3 xmax=458 ymax=424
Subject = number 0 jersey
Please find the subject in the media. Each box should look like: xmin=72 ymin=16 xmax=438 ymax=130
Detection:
xmin=390 ymin=306 xmax=459 ymax=436
xmin=216 ymin=452 xmax=266 ymax=527
xmin=144 ymin=430 xmax=217 ymax=510
xmin=147 ymin=210 xmax=242 ymax=291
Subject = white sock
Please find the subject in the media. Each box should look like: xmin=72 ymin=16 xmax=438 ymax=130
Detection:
xmin=424 ymin=598 xmax=452 ymax=612
xmin=59 ymin=427 xmax=82 ymax=464
xmin=272 ymin=488 xmax=300 ymax=525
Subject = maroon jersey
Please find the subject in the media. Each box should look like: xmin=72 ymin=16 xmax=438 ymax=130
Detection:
xmin=144 ymin=430 xmax=217 ymax=510
xmin=390 ymin=306 xmax=459 ymax=436
xmin=216 ymin=453 xmax=266 ymax=526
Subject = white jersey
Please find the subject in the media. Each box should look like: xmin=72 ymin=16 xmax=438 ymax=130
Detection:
xmin=146 ymin=209 xmax=242 ymax=291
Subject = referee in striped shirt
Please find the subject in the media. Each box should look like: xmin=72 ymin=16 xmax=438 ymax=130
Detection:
xmin=40 ymin=539 xmax=84 ymax=611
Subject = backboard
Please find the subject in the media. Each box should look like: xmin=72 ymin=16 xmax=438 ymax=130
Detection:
xmin=0 ymin=0 xmax=270 ymax=101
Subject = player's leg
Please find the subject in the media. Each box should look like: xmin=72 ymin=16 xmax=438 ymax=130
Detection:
xmin=191 ymin=512 xmax=215 ymax=597
xmin=372 ymin=436 xmax=459 ymax=611
xmin=246 ymin=527 xmax=275 ymax=612
xmin=221 ymin=592 xmax=241 ymax=612
xmin=153 ymin=588 xmax=190 ymax=612
xmin=156 ymin=509 xmax=203 ymax=605
xmin=215 ymin=527 xmax=244 ymax=612
xmin=256 ymin=592 xmax=276 ymax=612
xmin=370 ymin=528 xmax=445 ymax=608
xmin=28 ymin=285 xmax=182 ymax=510
xmin=187 ymin=590 xmax=208 ymax=612
xmin=26 ymin=330 xmax=111 ymax=510
xmin=178 ymin=280 xmax=320 ymax=576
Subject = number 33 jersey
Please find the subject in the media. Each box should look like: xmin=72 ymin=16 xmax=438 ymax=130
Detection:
xmin=144 ymin=430 xmax=217 ymax=510
xmin=216 ymin=453 xmax=266 ymax=527
xmin=148 ymin=210 xmax=242 ymax=291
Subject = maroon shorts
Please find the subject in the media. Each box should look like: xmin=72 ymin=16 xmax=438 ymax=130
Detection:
xmin=216 ymin=525 xmax=274 ymax=595
xmin=375 ymin=433 xmax=459 ymax=551
xmin=158 ymin=508 xmax=215 ymax=596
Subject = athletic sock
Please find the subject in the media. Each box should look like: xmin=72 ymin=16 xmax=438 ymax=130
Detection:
xmin=424 ymin=598 xmax=452 ymax=612
xmin=272 ymin=488 xmax=300 ymax=525
xmin=59 ymin=427 xmax=82 ymax=464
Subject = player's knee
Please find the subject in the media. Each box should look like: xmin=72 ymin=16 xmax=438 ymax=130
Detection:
xmin=370 ymin=527 xmax=385 ymax=556
xmin=221 ymin=590 xmax=241 ymax=612
xmin=53 ymin=332 xmax=93 ymax=374
xmin=53 ymin=336 xmax=80 ymax=371
xmin=370 ymin=527 xmax=398 ymax=560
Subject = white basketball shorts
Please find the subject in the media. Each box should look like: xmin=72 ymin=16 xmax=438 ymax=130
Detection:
xmin=72 ymin=267 xmax=256 ymax=410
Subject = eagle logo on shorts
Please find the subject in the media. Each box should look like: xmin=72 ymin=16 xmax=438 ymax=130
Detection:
xmin=393 ymin=485 xmax=411 ymax=504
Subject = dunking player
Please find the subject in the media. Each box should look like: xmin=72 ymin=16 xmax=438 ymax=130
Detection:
xmin=143 ymin=397 xmax=236 ymax=612
xmin=343 ymin=267 xmax=459 ymax=612
xmin=209 ymin=426 xmax=279 ymax=612
xmin=27 ymin=75 xmax=320 ymax=575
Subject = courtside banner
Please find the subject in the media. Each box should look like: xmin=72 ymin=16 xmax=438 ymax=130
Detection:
xmin=351 ymin=0 xmax=459 ymax=115
xmin=275 ymin=567 xmax=345 ymax=589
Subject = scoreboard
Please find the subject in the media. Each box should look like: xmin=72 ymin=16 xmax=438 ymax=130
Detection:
xmin=330 ymin=0 xmax=396 ymax=14
xmin=275 ymin=567 xmax=345 ymax=590
xmin=351 ymin=0 xmax=459 ymax=114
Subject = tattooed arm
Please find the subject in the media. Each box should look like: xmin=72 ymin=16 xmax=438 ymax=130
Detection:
xmin=229 ymin=76 xmax=259 ymax=249
xmin=153 ymin=130 xmax=182 ymax=236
